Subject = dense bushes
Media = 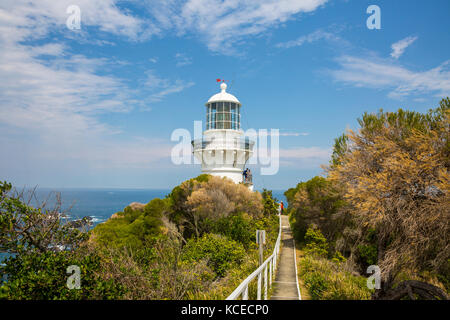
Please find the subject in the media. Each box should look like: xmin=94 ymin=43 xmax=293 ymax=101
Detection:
xmin=297 ymin=225 xmax=370 ymax=300
xmin=0 ymin=250 xmax=122 ymax=300
xmin=299 ymin=255 xmax=371 ymax=300
xmin=182 ymin=234 xmax=246 ymax=277
xmin=90 ymin=198 xmax=165 ymax=250
xmin=1 ymin=175 xmax=279 ymax=300
xmin=288 ymin=99 xmax=450 ymax=300
xmin=286 ymin=176 xmax=349 ymax=242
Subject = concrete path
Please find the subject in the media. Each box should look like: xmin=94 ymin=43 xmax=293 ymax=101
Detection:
xmin=270 ymin=215 xmax=301 ymax=300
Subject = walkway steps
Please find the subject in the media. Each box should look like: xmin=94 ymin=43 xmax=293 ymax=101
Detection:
xmin=270 ymin=215 xmax=301 ymax=300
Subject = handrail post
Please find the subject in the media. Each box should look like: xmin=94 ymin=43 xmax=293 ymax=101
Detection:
xmin=264 ymin=265 xmax=268 ymax=300
xmin=269 ymin=259 xmax=272 ymax=287
xmin=243 ymin=284 xmax=249 ymax=300
xmin=257 ymin=273 xmax=262 ymax=300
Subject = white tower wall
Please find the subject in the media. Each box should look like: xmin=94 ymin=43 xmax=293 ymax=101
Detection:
xmin=192 ymin=82 xmax=254 ymax=189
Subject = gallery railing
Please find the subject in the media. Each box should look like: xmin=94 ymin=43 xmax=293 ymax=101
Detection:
xmin=191 ymin=137 xmax=254 ymax=152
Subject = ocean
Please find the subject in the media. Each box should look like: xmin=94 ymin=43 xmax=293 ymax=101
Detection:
xmin=29 ymin=188 xmax=173 ymax=226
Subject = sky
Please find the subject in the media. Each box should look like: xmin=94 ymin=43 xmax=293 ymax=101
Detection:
xmin=0 ymin=0 xmax=449 ymax=191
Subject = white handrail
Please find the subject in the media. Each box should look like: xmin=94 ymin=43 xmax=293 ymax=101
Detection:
xmin=226 ymin=213 xmax=282 ymax=300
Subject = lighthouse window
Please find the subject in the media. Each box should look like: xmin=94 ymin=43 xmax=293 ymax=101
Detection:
xmin=231 ymin=112 xmax=235 ymax=129
xmin=224 ymin=102 xmax=230 ymax=112
xmin=217 ymin=102 xmax=223 ymax=112
xmin=211 ymin=106 xmax=216 ymax=129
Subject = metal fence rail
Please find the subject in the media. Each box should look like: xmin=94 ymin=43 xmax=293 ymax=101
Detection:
xmin=226 ymin=213 xmax=282 ymax=300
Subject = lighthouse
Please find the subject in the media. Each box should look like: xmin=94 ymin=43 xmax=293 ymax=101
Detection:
xmin=192 ymin=82 xmax=255 ymax=190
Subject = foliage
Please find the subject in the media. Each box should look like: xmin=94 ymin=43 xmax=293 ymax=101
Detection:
xmin=182 ymin=233 xmax=246 ymax=278
xmin=327 ymin=98 xmax=450 ymax=299
xmin=304 ymin=226 xmax=329 ymax=258
xmin=1 ymin=173 xmax=278 ymax=300
xmin=165 ymin=175 xmax=263 ymax=239
xmin=299 ymin=254 xmax=372 ymax=300
xmin=286 ymin=176 xmax=349 ymax=244
xmin=288 ymin=98 xmax=450 ymax=299
xmin=211 ymin=212 xmax=255 ymax=249
xmin=90 ymin=198 xmax=165 ymax=250
xmin=0 ymin=181 xmax=88 ymax=254
xmin=330 ymin=134 xmax=349 ymax=167
xmin=0 ymin=249 xmax=122 ymax=300
xmin=261 ymin=189 xmax=279 ymax=216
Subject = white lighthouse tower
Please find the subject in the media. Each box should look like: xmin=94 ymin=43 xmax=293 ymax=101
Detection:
xmin=192 ymin=82 xmax=254 ymax=190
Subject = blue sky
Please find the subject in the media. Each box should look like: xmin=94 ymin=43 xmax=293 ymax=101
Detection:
xmin=0 ymin=0 xmax=449 ymax=190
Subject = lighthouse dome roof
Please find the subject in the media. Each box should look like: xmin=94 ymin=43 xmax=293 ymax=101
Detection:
xmin=207 ymin=82 xmax=240 ymax=104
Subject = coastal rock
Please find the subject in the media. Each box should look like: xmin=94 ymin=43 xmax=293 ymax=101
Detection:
xmin=128 ymin=202 xmax=146 ymax=211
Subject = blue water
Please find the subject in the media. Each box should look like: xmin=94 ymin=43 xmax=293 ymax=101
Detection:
xmin=266 ymin=190 xmax=287 ymax=204
xmin=30 ymin=188 xmax=173 ymax=226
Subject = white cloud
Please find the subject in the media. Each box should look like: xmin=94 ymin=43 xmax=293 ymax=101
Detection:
xmin=276 ymin=29 xmax=340 ymax=48
xmin=391 ymin=36 xmax=418 ymax=59
xmin=0 ymin=1 xmax=196 ymax=184
xmin=144 ymin=0 xmax=328 ymax=53
xmin=330 ymin=55 xmax=450 ymax=99
xmin=175 ymin=53 xmax=193 ymax=67
xmin=251 ymin=146 xmax=331 ymax=169
xmin=0 ymin=0 xmax=151 ymax=42
xmin=279 ymin=146 xmax=331 ymax=159
xmin=279 ymin=146 xmax=331 ymax=168
xmin=145 ymin=71 xmax=195 ymax=102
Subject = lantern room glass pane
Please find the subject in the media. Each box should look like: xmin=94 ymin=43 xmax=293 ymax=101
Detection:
xmin=224 ymin=102 xmax=230 ymax=112
xmin=217 ymin=102 xmax=223 ymax=112
xmin=211 ymin=107 xmax=216 ymax=129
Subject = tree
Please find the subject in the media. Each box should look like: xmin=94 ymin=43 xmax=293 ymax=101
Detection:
xmin=179 ymin=175 xmax=263 ymax=238
xmin=261 ymin=189 xmax=279 ymax=216
xmin=0 ymin=181 xmax=88 ymax=255
xmin=0 ymin=182 xmax=122 ymax=299
xmin=286 ymin=176 xmax=349 ymax=245
xmin=328 ymin=99 xmax=450 ymax=299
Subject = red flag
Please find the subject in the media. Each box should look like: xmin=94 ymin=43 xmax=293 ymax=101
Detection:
xmin=216 ymin=78 xmax=221 ymax=82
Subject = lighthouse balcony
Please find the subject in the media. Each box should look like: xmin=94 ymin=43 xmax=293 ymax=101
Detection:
xmin=191 ymin=137 xmax=254 ymax=152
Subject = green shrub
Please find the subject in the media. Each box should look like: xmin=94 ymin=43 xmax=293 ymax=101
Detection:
xmin=357 ymin=244 xmax=378 ymax=266
xmin=91 ymin=198 xmax=164 ymax=250
xmin=299 ymin=255 xmax=372 ymax=300
xmin=304 ymin=226 xmax=329 ymax=257
xmin=261 ymin=189 xmax=279 ymax=216
xmin=211 ymin=212 xmax=255 ymax=249
xmin=0 ymin=251 xmax=123 ymax=300
xmin=182 ymin=234 xmax=246 ymax=278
